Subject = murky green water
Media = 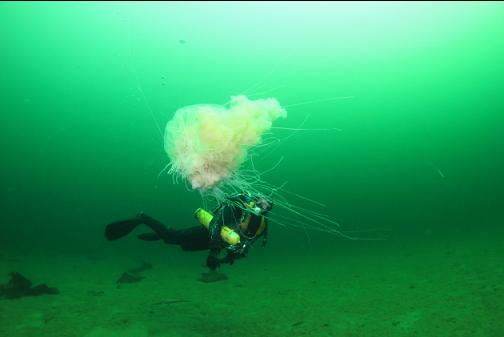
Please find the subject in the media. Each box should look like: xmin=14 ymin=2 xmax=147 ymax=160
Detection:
xmin=1 ymin=2 xmax=503 ymax=337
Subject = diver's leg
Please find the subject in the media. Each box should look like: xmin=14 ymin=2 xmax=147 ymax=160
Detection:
xmin=105 ymin=218 xmax=143 ymax=241
xmin=106 ymin=213 xmax=210 ymax=250
xmin=174 ymin=226 xmax=211 ymax=251
xmin=137 ymin=214 xmax=210 ymax=250
xmin=136 ymin=212 xmax=174 ymax=241
xmin=105 ymin=212 xmax=173 ymax=242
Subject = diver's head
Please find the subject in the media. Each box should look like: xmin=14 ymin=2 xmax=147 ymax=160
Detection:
xmin=226 ymin=191 xmax=273 ymax=215
xmin=255 ymin=197 xmax=273 ymax=215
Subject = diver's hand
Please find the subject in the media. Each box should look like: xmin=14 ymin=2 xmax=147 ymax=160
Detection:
xmin=206 ymin=255 xmax=220 ymax=270
xmin=220 ymin=250 xmax=240 ymax=265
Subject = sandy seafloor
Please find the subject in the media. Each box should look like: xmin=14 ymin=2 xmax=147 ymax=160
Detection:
xmin=1 ymin=229 xmax=503 ymax=337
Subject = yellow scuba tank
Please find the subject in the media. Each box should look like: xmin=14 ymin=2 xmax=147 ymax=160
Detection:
xmin=193 ymin=208 xmax=241 ymax=246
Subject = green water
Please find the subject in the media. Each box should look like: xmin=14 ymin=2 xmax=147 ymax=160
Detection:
xmin=1 ymin=2 xmax=503 ymax=337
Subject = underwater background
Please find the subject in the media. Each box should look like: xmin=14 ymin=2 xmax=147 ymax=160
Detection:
xmin=1 ymin=2 xmax=503 ymax=336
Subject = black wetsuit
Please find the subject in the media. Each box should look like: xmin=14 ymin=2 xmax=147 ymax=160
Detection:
xmin=106 ymin=213 xmax=210 ymax=250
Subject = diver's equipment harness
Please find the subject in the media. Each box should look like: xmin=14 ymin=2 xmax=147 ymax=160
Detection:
xmin=194 ymin=204 xmax=266 ymax=254
xmin=194 ymin=208 xmax=241 ymax=245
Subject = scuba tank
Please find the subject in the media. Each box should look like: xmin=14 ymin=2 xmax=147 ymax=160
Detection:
xmin=193 ymin=208 xmax=241 ymax=246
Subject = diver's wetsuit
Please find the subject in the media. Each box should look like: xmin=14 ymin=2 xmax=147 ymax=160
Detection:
xmin=105 ymin=213 xmax=211 ymax=251
xmin=105 ymin=193 xmax=271 ymax=270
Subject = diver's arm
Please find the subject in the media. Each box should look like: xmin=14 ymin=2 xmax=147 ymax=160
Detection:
xmin=206 ymin=246 xmax=242 ymax=268
xmin=206 ymin=247 xmax=221 ymax=270
xmin=220 ymin=240 xmax=251 ymax=265
xmin=261 ymin=226 xmax=268 ymax=247
xmin=219 ymin=250 xmax=241 ymax=265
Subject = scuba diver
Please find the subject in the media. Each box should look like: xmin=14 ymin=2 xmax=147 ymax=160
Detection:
xmin=105 ymin=192 xmax=272 ymax=270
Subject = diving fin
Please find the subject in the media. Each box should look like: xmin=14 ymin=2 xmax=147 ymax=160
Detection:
xmin=105 ymin=219 xmax=141 ymax=241
xmin=137 ymin=233 xmax=161 ymax=241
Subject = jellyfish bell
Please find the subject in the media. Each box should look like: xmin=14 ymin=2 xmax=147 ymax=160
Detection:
xmin=164 ymin=95 xmax=287 ymax=194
